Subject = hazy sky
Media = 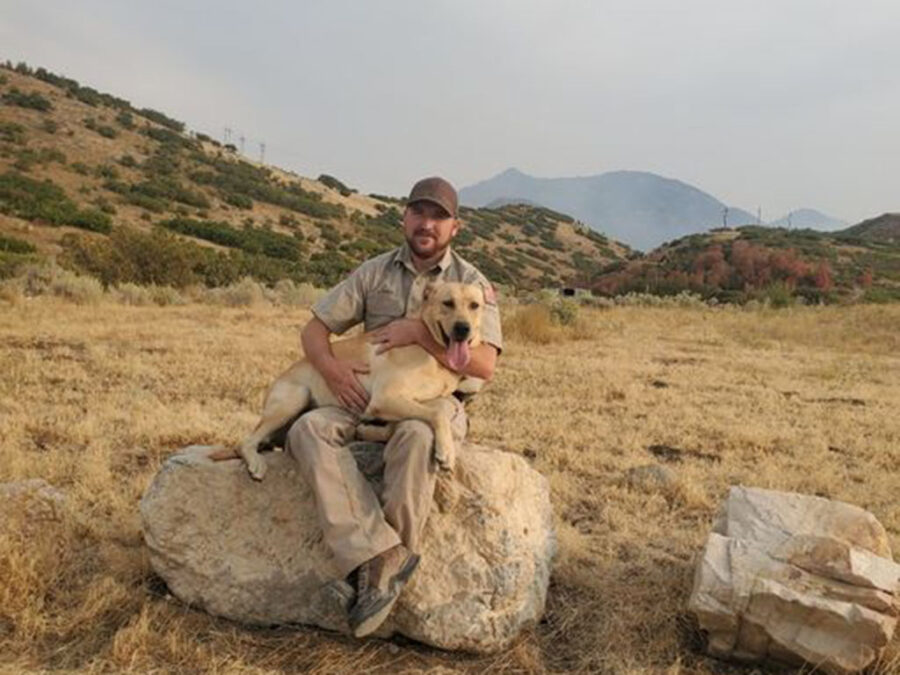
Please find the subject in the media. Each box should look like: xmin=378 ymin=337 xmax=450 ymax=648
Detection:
xmin=3 ymin=1 xmax=899 ymax=223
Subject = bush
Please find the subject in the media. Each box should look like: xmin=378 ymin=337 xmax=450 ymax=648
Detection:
xmin=504 ymin=303 xmax=557 ymax=344
xmin=206 ymin=276 xmax=268 ymax=307
xmin=0 ymin=171 xmax=112 ymax=233
xmin=273 ymin=278 xmax=325 ymax=307
xmin=160 ymin=217 xmax=304 ymax=261
xmin=41 ymin=119 xmax=58 ymax=134
xmin=136 ymin=108 xmax=184 ymax=132
xmin=83 ymin=117 xmax=118 ymax=139
xmin=61 ymin=228 xmax=201 ymax=288
xmin=7 ymin=263 xmax=103 ymax=304
xmin=0 ymin=234 xmax=37 ymax=254
xmin=118 ymin=154 xmax=138 ymax=168
xmin=115 ymin=110 xmax=134 ymax=129
xmin=0 ymin=121 xmax=26 ymax=143
xmin=550 ymin=298 xmax=579 ymax=326
xmin=2 ymin=88 xmax=52 ymax=111
xmin=318 ymin=173 xmax=354 ymax=196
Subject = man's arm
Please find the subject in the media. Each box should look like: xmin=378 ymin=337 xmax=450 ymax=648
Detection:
xmin=301 ymin=316 xmax=370 ymax=413
xmin=370 ymin=318 xmax=498 ymax=381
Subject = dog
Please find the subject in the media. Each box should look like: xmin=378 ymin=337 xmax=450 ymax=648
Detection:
xmin=227 ymin=281 xmax=485 ymax=481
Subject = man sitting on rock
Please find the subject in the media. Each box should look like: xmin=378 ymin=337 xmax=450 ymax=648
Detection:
xmin=287 ymin=176 xmax=503 ymax=638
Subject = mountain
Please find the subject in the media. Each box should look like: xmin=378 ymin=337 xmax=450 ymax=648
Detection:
xmin=460 ymin=168 xmax=758 ymax=251
xmin=836 ymin=213 xmax=900 ymax=244
xmin=0 ymin=63 xmax=632 ymax=291
xmin=768 ymin=208 xmax=847 ymax=231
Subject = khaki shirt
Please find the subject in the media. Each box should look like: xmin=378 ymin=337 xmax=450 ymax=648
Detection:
xmin=312 ymin=244 xmax=503 ymax=353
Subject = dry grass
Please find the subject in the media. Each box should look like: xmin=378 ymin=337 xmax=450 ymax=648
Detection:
xmin=1 ymin=298 xmax=899 ymax=674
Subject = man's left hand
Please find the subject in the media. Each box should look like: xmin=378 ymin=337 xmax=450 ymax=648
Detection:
xmin=371 ymin=318 xmax=426 ymax=354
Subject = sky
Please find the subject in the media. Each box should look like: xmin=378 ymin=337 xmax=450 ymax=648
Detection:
xmin=2 ymin=0 xmax=899 ymax=224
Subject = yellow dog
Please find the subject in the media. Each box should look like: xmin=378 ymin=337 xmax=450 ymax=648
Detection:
xmin=232 ymin=281 xmax=485 ymax=480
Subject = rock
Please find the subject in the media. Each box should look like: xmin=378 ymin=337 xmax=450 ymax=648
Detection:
xmin=0 ymin=478 xmax=66 ymax=525
xmin=688 ymin=486 xmax=900 ymax=674
xmin=140 ymin=443 xmax=556 ymax=653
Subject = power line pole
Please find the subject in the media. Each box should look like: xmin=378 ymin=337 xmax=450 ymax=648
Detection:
xmin=239 ymin=135 xmax=245 ymax=155
xmin=224 ymin=127 xmax=231 ymax=144
xmin=259 ymin=142 xmax=266 ymax=164
xmin=722 ymin=206 xmax=729 ymax=227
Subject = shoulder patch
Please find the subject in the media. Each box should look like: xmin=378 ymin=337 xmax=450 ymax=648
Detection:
xmin=483 ymin=282 xmax=497 ymax=306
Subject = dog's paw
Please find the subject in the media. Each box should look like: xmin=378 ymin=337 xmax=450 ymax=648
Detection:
xmin=433 ymin=437 xmax=456 ymax=473
xmin=241 ymin=449 xmax=267 ymax=481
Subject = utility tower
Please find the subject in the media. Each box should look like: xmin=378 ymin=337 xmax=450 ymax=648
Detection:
xmin=259 ymin=142 xmax=266 ymax=164
xmin=239 ymin=135 xmax=245 ymax=155
xmin=224 ymin=127 xmax=232 ymax=144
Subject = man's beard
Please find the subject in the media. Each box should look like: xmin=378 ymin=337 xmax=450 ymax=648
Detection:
xmin=407 ymin=231 xmax=450 ymax=259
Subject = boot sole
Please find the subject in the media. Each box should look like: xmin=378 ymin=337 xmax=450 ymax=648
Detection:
xmin=350 ymin=553 xmax=420 ymax=638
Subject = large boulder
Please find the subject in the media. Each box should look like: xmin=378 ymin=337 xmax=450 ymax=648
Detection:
xmin=140 ymin=443 xmax=555 ymax=653
xmin=688 ymin=486 xmax=900 ymax=674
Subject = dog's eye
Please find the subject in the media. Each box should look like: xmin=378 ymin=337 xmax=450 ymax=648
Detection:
xmin=442 ymin=300 xmax=455 ymax=309
xmin=469 ymin=302 xmax=480 ymax=310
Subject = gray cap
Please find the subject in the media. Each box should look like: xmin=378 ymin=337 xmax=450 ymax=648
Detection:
xmin=407 ymin=176 xmax=458 ymax=218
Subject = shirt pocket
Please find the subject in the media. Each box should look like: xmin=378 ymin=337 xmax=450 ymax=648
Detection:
xmin=365 ymin=289 xmax=405 ymax=330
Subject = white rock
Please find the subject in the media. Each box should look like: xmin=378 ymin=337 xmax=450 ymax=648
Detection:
xmin=140 ymin=443 xmax=555 ymax=653
xmin=0 ymin=478 xmax=66 ymax=523
xmin=689 ymin=486 xmax=900 ymax=674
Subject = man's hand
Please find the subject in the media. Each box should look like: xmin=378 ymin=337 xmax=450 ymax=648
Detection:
xmin=370 ymin=318 xmax=426 ymax=355
xmin=322 ymin=358 xmax=370 ymax=414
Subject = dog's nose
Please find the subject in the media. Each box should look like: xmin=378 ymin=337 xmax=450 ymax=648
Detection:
xmin=452 ymin=322 xmax=470 ymax=342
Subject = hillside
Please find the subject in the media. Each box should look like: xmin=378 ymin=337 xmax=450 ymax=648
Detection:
xmin=460 ymin=167 xmax=758 ymax=251
xmin=768 ymin=208 xmax=847 ymax=231
xmin=589 ymin=225 xmax=900 ymax=303
xmin=837 ymin=213 xmax=900 ymax=244
xmin=0 ymin=63 xmax=631 ymax=291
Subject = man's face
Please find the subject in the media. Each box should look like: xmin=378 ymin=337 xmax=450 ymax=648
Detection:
xmin=403 ymin=201 xmax=459 ymax=260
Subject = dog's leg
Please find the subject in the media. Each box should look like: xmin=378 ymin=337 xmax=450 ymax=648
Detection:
xmin=239 ymin=383 xmax=311 ymax=481
xmin=355 ymin=422 xmax=396 ymax=443
xmin=365 ymin=395 xmax=456 ymax=472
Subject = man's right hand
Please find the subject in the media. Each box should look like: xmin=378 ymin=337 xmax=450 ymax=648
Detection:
xmin=322 ymin=358 xmax=370 ymax=414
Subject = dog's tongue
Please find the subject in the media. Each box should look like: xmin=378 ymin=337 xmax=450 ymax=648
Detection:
xmin=446 ymin=340 xmax=471 ymax=372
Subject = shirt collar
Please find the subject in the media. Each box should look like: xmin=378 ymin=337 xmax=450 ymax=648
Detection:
xmin=396 ymin=243 xmax=453 ymax=276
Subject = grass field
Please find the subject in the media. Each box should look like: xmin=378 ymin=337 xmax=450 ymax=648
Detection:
xmin=1 ymin=296 xmax=899 ymax=674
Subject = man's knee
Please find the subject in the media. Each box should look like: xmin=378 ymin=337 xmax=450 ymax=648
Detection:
xmin=393 ymin=419 xmax=434 ymax=451
xmin=287 ymin=408 xmax=352 ymax=450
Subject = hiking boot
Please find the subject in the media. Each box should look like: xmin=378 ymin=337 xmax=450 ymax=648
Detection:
xmin=348 ymin=544 xmax=420 ymax=638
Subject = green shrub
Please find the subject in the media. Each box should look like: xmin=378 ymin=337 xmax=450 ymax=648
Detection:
xmin=550 ymin=298 xmax=579 ymax=325
xmin=0 ymin=234 xmax=37 ymax=254
xmin=71 ymin=162 xmax=90 ymax=175
xmin=2 ymin=88 xmax=52 ymax=111
xmin=160 ymin=216 xmax=305 ymax=261
xmin=223 ymin=192 xmax=253 ymax=209
xmin=0 ymin=121 xmax=26 ymax=144
xmin=12 ymin=147 xmax=66 ymax=172
xmin=318 ymin=173 xmax=354 ymax=196
xmin=41 ymin=119 xmax=58 ymax=134
xmin=136 ymin=108 xmax=184 ymax=132
xmin=83 ymin=117 xmax=118 ymax=139
xmin=0 ymin=171 xmax=112 ymax=233
xmin=115 ymin=110 xmax=134 ymax=129
xmin=190 ymin=156 xmax=345 ymax=220
xmin=118 ymin=154 xmax=138 ymax=168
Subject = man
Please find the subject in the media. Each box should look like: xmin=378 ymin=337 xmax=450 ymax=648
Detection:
xmin=286 ymin=176 xmax=503 ymax=638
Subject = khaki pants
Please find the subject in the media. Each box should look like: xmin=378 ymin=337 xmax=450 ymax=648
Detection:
xmin=286 ymin=397 xmax=467 ymax=577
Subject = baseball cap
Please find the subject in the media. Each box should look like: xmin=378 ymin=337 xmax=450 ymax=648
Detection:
xmin=407 ymin=176 xmax=458 ymax=218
